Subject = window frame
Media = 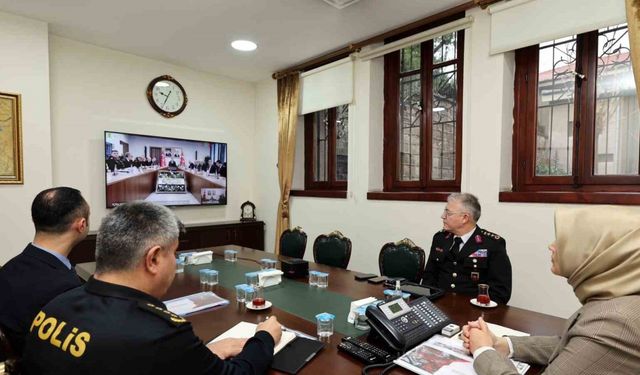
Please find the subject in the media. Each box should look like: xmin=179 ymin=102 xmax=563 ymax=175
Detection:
xmin=303 ymin=106 xmax=348 ymax=192
xmin=511 ymin=27 xmax=640 ymax=197
xmin=382 ymin=30 xmax=465 ymax=193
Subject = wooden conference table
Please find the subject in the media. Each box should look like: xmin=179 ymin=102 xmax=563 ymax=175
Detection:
xmin=76 ymin=245 xmax=565 ymax=375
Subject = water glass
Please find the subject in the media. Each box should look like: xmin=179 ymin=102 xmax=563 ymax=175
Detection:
xmin=224 ymin=250 xmax=238 ymax=262
xmin=206 ymin=270 xmax=219 ymax=286
xmin=245 ymin=272 xmax=259 ymax=287
xmin=175 ymin=258 xmax=185 ymax=273
xmin=235 ymin=284 xmax=248 ymax=303
xmin=315 ymin=312 xmax=335 ymax=338
xmin=199 ymin=269 xmax=210 ymax=285
xmin=308 ymin=270 xmax=319 ymax=286
xmin=316 ymin=272 xmax=329 ymax=288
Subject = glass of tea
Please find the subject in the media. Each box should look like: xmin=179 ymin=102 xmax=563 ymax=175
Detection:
xmin=477 ymin=284 xmax=491 ymax=305
xmin=251 ymin=286 xmax=266 ymax=307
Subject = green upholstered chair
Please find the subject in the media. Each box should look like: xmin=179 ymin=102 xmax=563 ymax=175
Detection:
xmin=313 ymin=230 xmax=352 ymax=269
xmin=279 ymin=226 xmax=307 ymax=259
xmin=378 ymin=238 xmax=426 ymax=283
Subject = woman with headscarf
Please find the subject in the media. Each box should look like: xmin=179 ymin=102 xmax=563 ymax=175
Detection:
xmin=462 ymin=206 xmax=640 ymax=374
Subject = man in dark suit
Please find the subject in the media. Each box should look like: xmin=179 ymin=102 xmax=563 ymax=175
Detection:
xmin=22 ymin=202 xmax=281 ymax=375
xmin=422 ymin=193 xmax=512 ymax=304
xmin=0 ymin=187 xmax=89 ymax=356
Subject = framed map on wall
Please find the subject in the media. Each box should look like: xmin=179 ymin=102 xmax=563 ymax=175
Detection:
xmin=0 ymin=92 xmax=23 ymax=184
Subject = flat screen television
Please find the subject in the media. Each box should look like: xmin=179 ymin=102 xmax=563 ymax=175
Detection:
xmin=104 ymin=131 xmax=227 ymax=208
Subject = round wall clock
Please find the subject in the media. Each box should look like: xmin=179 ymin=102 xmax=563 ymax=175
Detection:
xmin=146 ymin=75 xmax=187 ymax=118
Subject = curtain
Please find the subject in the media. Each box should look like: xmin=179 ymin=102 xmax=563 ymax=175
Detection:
xmin=274 ymin=73 xmax=300 ymax=255
xmin=627 ymin=0 xmax=640 ymax=106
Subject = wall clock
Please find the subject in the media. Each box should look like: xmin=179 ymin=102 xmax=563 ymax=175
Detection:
xmin=146 ymin=75 xmax=187 ymax=118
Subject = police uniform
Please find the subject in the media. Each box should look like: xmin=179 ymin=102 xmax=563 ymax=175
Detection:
xmin=22 ymin=277 xmax=275 ymax=375
xmin=422 ymin=227 xmax=512 ymax=304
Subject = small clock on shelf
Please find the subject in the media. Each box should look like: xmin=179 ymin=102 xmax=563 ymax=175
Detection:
xmin=240 ymin=201 xmax=256 ymax=222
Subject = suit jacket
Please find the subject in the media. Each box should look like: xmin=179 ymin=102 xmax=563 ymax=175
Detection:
xmin=474 ymin=295 xmax=640 ymax=375
xmin=0 ymin=244 xmax=82 ymax=355
xmin=422 ymin=227 xmax=512 ymax=304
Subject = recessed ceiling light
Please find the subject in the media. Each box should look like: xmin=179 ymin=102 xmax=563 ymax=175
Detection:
xmin=231 ymin=40 xmax=257 ymax=51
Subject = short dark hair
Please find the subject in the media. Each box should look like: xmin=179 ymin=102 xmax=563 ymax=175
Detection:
xmin=31 ymin=187 xmax=89 ymax=233
xmin=95 ymin=202 xmax=181 ymax=273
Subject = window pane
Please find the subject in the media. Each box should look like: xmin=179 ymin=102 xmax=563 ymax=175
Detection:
xmin=398 ymin=73 xmax=422 ymax=181
xmin=536 ymin=36 xmax=577 ymax=176
xmin=401 ymin=45 xmax=421 ymax=73
xmin=433 ymin=32 xmax=457 ymax=64
xmin=431 ymin=65 xmax=457 ymax=180
xmin=313 ymin=110 xmax=329 ymax=182
xmin=335 ymin=105 xmax=349 ymax=181
xmin=594 ymin=24 xmax=640 ymax=176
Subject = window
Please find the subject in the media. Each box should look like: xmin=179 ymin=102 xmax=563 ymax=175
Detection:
xmin=508 ymin=24 xmax=640 ymax=202
xmin=303 ymin=105 xmax=348 ymax=191
xmin=382 ymin=30 xmax=464 ymax=193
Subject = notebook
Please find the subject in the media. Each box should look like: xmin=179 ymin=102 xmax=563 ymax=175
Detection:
xmin=271 ymin=337 xmax=325 ymax=374
xmin=209 ymin=321 xmax=296 ymax=354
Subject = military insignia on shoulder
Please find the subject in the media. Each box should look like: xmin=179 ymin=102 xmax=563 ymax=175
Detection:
xmin=474 ymin=234 xmax=483 ymax=244
xmin=138 ymin=301 xmax=187 ymax=326
xmin=480 ymin=229 xmax=501 ymax=241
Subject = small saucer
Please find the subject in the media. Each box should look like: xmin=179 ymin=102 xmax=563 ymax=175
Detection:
xmin=470 ymin=298 xmax=497 ymax=308
xmin=246 ymin=300 xmax=272 ymax=311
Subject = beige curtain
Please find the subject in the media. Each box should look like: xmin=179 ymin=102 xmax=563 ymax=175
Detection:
xmin=274 ymin=73 xmax=300 ymax=254
xmin=627 ymin=0 xmax=640 ymax=105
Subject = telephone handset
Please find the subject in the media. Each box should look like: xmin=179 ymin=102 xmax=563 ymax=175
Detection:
xmin=365 ymin=296 xmax=453 ymax=352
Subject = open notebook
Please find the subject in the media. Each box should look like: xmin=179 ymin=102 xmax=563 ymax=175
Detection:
xmin=209 ymin=321 xmax=296 ymax=354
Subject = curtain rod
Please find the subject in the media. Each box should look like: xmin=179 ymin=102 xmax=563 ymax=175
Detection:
xmin=272 ymin=1 xmax=477 ymax=80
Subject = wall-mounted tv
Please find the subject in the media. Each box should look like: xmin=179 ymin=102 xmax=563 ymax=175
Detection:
xmin=104 ymin=131 xmax=227 ymax=208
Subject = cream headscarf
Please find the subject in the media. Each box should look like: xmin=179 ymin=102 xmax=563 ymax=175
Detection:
xmin=555 ymin=205 xmax=640 ymax=304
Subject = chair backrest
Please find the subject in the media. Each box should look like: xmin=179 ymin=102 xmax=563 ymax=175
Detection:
xmin=378 ymin=238 xmax=426 ymax=283
xmin=279 ymin=226 xmax=307 ymax=259
xmin=0 ymin=325 xmax=19 ymax=375
xmin=313 ymin=230 xmax=352 ymax=269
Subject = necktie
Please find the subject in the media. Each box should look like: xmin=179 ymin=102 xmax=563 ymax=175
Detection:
xmin=450 ymin=237 xmax=463 ymax=256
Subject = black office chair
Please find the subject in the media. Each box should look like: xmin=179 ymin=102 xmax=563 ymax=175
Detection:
xmin=279 ymin=226 xmax=307 ymax=259
xmin=0 ymin=325 xmax=19 ymax=375
xmin=378 ymin=238 xmax=426 ymax=283
xmin=313 ymin=230 xmax=352 ymax=269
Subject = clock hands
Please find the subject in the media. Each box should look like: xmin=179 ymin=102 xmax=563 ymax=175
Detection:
xmin=162 ymin=90 xmax=172 ymax=109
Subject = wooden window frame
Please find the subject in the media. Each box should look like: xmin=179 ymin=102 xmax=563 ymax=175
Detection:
xmin=303 ymin=106 xmax=348 ymax=192
xmin=504 ymin=26 xmax=640 ymax=205
xmin=381 ymin=30 xmax=464 ymax=194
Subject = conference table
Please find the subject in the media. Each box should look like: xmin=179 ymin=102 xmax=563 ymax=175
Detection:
xmin=76 ymin=245 xmax=565 ymax=375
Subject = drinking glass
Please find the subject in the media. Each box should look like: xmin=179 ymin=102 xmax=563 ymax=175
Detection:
xmin=224 ymin=250 xmax=238 ymax=262
xmin=251 ymin=286 xmax=265 ymax=307
xmin=206 ymin=270 xmax=219 ymax=286
xmin=308 ymin=270 xmax=319 ymax=286
xmin=245 ymin=272 xmax=259 ymax=287
xmin=199 ymin=269 xmax=210 ymax=285
xmin=235 ymin=284 xmax=248 ymax=303
xmin=477 ymin=284 xmax=490 ymax=305
xmin=316 ymin=272 xmax=329 ymax=288
xmin=315 ymin=312 xmax=335 ymax=338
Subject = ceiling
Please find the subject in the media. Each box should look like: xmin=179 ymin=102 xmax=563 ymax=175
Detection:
xmin=0 ymin=0 xmax=469 ymax=82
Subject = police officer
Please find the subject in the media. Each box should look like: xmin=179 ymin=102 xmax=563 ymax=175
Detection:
xmin=22 ymin=201 xmax=282 ymax=375
xmin=422 ymin=193 xmax=512 ymax=304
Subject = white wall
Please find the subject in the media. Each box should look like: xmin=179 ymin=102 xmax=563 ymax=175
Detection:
xmin=0 ymin=12 xmax=52 ymax=264
xmin=49 ymin=37 xmax=256 ymax=231
xmin=255 ymin=7 xmax=580 ymax=318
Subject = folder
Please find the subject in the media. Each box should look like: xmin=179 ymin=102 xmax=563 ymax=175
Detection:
xmin=270 ymin=337 xmax=324 ymax=374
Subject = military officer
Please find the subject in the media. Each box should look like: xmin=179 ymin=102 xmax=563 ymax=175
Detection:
xmin=22 ymin=201 xmax=282 ymax=375
xmin=422 ymin=193 xmax=512 ymax=304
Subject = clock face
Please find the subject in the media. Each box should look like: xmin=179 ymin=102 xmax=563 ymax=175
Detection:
xmin=243 ymin=205 xmax=253 ymax=216
xmin=146 ymin=75 xmax=187 ymax=118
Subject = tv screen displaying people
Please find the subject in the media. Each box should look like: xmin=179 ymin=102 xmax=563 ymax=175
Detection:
xmin=104 ymin=131 xmax=227 ymax=207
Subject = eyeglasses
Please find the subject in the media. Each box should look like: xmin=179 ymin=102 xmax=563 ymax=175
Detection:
xmin=442 ymin=209 xmax=466 ymax=217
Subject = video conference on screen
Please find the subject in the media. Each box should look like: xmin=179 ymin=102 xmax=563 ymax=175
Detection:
xmin=104 ymin=131 xmax=227 ymax=207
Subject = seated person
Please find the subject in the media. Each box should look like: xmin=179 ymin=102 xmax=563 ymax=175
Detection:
xmin=22 ymin=201 xmax=281 ymax=375
xmin=168 ymin=158 xmax=178 ymax=168
xmin=0 ymin=187 xmax=89 ymax=356
xmin=105 ymin=150 xmax=123 ymax=172
xmin=463 ymin=205 xmax=640 ymax=375
xmin=422 ymin=193 xmax=512 ymax=304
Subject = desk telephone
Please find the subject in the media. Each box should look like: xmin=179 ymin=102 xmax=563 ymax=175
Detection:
xmin=365 ymin=296 xmax=453 ymax=352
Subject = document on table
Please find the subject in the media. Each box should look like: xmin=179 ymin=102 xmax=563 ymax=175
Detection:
xmin=209 ymin=321 xmax=296 ymax=354
xmin=164 ymin=291 xmax=229 ymax=316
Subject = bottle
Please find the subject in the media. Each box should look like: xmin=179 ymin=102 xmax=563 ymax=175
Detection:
xmin=392 ymin=280 xmax=404 ymax=300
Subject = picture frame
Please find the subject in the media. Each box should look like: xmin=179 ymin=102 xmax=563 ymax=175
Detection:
xmin=0 ymin=92 xmax=23 ymax=184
